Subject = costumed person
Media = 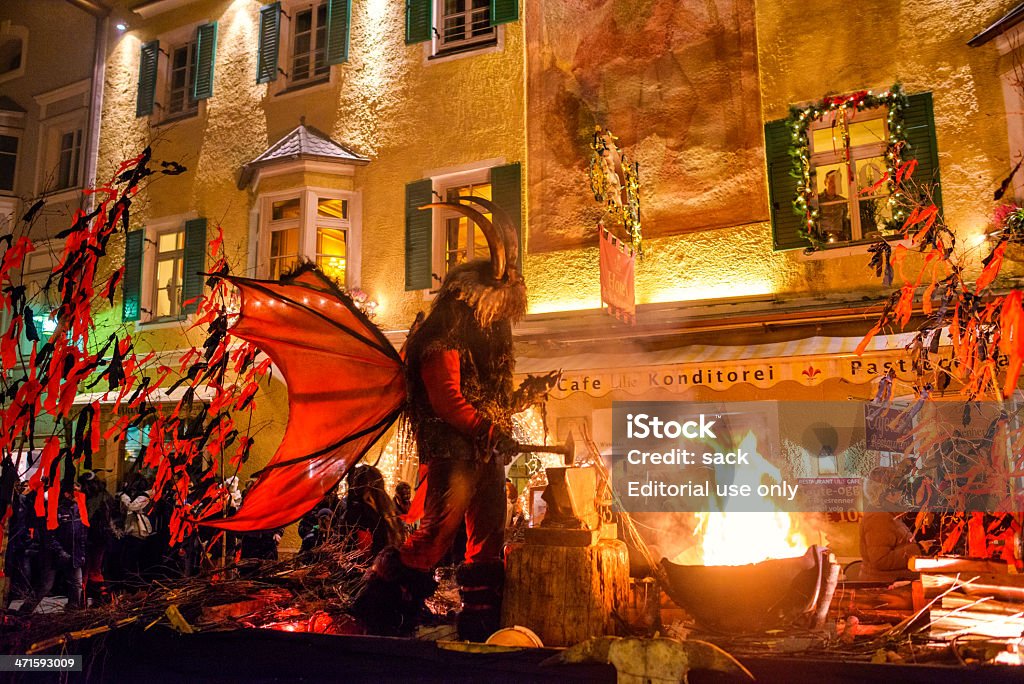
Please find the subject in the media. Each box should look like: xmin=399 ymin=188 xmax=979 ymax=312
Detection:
xmin=859 ymin=466 xmax=922 ymax=582
xmin=350 ymin=196 xmax=552 ymax=640
xmin=198 ymin=197 xmax=555 ymax=640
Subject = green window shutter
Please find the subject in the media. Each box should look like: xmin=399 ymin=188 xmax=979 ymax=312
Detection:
xmin=765 ymin=118 xmax=809 ymax=251
xmin=490 ymin=0 xmax=518 ymax=26
xmin=193 ymin=22 xmax=218 ymax=100
xmin=135 ymin=41 xmax=160 ymax=118
xmin=406 ymin=0 xmax=432 ymax=45
xmin=326 ymin=0 xmax=352 ymax=65
xmin=181 ymin=218 xmax=207 ymax=315
xmin=257 ymin=2 xmax=281 ymax=84
xmin=490 ymin=162 xmax=522 ymax=251
xmin=902 ymin=92 xmax=942 ymax=211
xmin=405 ymin=179 xmax=434 ymax=290
xmin=122 ymin=230 xmax=144 ymax=322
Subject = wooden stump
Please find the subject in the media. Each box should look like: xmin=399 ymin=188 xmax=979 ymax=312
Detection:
xmin=502 ymin=538 xmax=629 ymax=647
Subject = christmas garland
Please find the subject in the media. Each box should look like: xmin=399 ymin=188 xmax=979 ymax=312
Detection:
xmin=787 ymin=84 xmax=910 ymax=249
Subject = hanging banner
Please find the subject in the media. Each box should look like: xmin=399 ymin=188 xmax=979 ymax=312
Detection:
xmin=599 ymin=226 xmax=636 ymax=324
xmin=864 ymin=403 xmax=914 ymax=452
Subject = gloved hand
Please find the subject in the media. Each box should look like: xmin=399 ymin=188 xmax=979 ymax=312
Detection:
xmin=476 ymin=421 xmax=519 ymax=463
xmin=492 ymin=428 xmax=519 ymax=465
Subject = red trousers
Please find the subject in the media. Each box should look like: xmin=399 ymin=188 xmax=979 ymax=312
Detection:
xmin=399 ymin=458 xmax=506 ymax=571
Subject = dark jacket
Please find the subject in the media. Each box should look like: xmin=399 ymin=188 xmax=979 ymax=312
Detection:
xmin=859 ymin=511 xmax=920 ymax=582
xmin=45 ymin=497 xmax=87 ymax=569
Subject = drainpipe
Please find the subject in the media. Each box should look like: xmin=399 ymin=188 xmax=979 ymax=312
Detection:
xmin=83 ymin=6 xmax=110 ymax=212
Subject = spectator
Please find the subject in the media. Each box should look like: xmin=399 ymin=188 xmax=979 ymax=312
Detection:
xmin=118 ymin=477 xmax=153 ymax=585
xmin=19 ymin=489 xmax=87 ymax=613
xmin=340 ymin=466 xmax=405 ymax=560
xmin=78 ymin=472 xmax=115 ymax=600
xmin=4 ymin=482 xmax=33 ymax=606
xmin=393 ymin=481 xmax=413 ymax=517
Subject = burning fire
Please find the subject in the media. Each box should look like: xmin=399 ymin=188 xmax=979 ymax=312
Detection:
xmin=673 ymin=431 xmax=812 ymax=566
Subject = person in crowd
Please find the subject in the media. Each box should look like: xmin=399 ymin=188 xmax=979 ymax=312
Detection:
xmin=19 ymin=488 xmax=87 ymax=613
xmin=339 ymin=465 xmax=406 ymax=561
xmin=300 ymin=508 xmax=338 ymax=555
xmin=504 ymin=478 xmax=524 ymax=528
xmin=118 ymin=476 xmax=153 ymax=586
xmin=299 ymin=490 xmax=343 ymax=541
xmin=240 ymin=527 xmax=284 ymax=561
xmin=858 ymin=466 xmax=922 ymax=582
xmin=78 ymin=471 xmax=115 ymax=601
xmin=393 ymin=481 xmax=413 ymax=517
xmin=5 ymin=481 xmax=34 ymax=607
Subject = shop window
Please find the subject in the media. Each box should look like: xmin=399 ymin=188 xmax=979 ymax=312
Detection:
xmin=258 ymin=190 xmax=354 ymax=285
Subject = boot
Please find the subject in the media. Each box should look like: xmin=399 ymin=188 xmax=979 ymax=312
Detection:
xmin=455 ymin=561 xmax=504 ymax=642
xmin=349 ymin=547 xmax=437 ymax=636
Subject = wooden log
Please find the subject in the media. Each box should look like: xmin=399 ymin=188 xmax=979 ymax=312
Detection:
xmin=942 ymin=595 xmax=1024 ymax=616
xmin=502 ymin=538 xmax=630 ymax=647
xmin=922 ymin=573 xmax=1024 ymax=602
xmin=910 ymin=556 xmax=1015 ymax=574
xmin=829 ymin=580 xmax=923 ymax=612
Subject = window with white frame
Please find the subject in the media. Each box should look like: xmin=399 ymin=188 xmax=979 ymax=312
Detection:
xmin=152 ymin=228 xmax=185 ymax=320
xmin=56 ymin=128 xmax=82 ymax=191
xmin=808 ymin=108 xmax=892 ymax=244
xmin=166 ymin=40 xmax=199 ymax=118
xmin=34 ymin=81 xmax=90 ymax=197
xmin=437 ymin=0 xmax=495 ymax=53
xmin=259 ymin=189 xmax=354 ymax=285
xmin=289 ymin=2 xmax=329 ymax=86
xmin=442 ymin=180 xmax=491 ymax=273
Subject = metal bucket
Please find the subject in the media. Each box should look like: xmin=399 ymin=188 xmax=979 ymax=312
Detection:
xmin=659 ymin=545 xmax=827 ymax=633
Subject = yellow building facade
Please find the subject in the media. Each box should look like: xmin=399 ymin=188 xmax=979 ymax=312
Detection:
xmin=91 ymin=0 xmax=1024 ymax=548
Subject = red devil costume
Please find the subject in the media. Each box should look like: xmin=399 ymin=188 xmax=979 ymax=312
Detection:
xmin=205 ymin=195 xmax=548 ymax=641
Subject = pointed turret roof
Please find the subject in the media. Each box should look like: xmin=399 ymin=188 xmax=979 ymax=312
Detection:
xmin=239 ymin=123 xmax=369 ymax=188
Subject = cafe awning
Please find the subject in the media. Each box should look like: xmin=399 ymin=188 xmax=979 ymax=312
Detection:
xmin=518 ymin=333 xmax=948 ymax=397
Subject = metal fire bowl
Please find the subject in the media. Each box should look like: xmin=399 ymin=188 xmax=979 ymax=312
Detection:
xmin=660 ymin=545 xmax=825 ymax=633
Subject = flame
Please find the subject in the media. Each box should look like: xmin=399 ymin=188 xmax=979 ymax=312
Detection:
xmin=673 ymin=431 xmax=811 ymax=566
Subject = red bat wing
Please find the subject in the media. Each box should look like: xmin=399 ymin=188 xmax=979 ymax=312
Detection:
xmin=203 ymin=266 xmax=405 ymax=531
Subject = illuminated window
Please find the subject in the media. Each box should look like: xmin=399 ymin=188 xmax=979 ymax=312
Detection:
xmin=166 ymin=41 xmax=199 ymax=118
xmin=808 ymin=109 xmax=891 ymax=244
xmin=443 ymin=181 xmax=491 ymax=273
xmin=259 ymin=191 xmax=356 ymax=286
xmin=315 ymin=197 xmax=348 ymax=282
xmin=437 ymin=0 xmax=495 ymax=53
xmin=290 ymin=2 xmax=329 ymax=85
xmin=152 ymin=229 xmax=185 ymax=320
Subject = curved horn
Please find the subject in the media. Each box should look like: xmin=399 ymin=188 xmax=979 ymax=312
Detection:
xmin=419 ymin=202 xmax=506 ymax=280
xmin=455 ymin=196 xmax=519 ymax=269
